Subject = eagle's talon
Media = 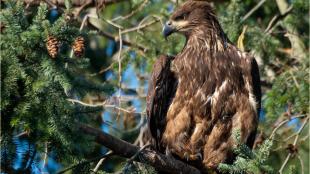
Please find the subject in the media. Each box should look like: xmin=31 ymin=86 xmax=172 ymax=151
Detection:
xmin=195 ymin=153 xmax=203 ymax=161
xmin=165 ymin=147 xmax=173 ymax=158
xmin=183 ymin=152 xmax=190 ymax=161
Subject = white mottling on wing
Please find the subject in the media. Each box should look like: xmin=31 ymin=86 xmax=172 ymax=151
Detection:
xmin=237 ymin=51 xmax=242 ymax=57
xmin=249 ymin=92 xmax=257 ymax=112
xmin=242 ymin=52 xmax=247 ymax=58
xmin=195 ymin=88 xmax=206 ymax=100
xmin=212 ymin=80 xmax=228 ymax=104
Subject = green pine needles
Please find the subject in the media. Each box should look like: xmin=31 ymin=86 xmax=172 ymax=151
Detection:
xmin=218 ymin=130 xmax=274 ymax=174
xmin=1 ymin=2 xmax=113 ymax=172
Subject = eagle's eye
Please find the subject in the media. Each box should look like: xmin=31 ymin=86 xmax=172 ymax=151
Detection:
xmin=175 ymin=12 xmax=189 ymax=21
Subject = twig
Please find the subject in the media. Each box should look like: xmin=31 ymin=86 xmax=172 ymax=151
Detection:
xmin=67 ymin=98 xmax=107 ymax=107
xmin=74 ymin=0 xmax=93 ymax=17
xmin=43 ymin=0 xmax=59 ymax=8
xmin=92 ymin=150 xmax=113 ymax=173
xmin=242 ymin=0 xmax=267 ymax=22
xmin=67 ymin=98 xmax=141 ymax=114
xmin=297 ymin=155 xmax=304 ymax=174
xmin=289 ymin=69 xmax=300 ymax=89
xmin=79 ymin=124 xmax=201 ymax=174
xmin=42 ymin=142 xmax=48 ymax=169
xmin=300 ymin=134 xmax=309 ymax=142
xmin=94 ymin=27 xmax=148 ymax=52
xmin=57 ymin=153 xmax=114 ymax=174
xmin=264 ymin=5 xmax=293 ymax=34
xmin=278 ymin=117 xmax=309 ymax=174
xmin=102 ymin=17 xmax=124 ymax=29
xmin=269 ymin=115 xmax=306 ymax=139
xmin=127 ymin=144 xmax=150 ymax=163
xmin=15 ymin=131 xmax=30 ymax=138
xmin=111 ymin=0 xmax=148 ymax=22
xmin=24 ymin=0 xmax=127 ymax=7
xmin=279 ymin=154 xmax=291 ymax=174
xmin=275 ymin=0 xmax=306 ymax=59
xmin=117 ymin=28 xmax=123 ymax=119
xmin=121 ymin=18 xmax=160 ymax=34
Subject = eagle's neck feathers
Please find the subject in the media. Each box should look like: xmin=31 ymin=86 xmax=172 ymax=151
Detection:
xmin=186 ymin=25 xmax=227 ymax=54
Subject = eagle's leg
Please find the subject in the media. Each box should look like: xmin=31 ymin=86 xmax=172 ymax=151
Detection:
xmin=183 ymin=151 xmax=203 ymax=161
xmin=165 ymin=146 xmax=173 ymax=158
xmin=183 ymin=118 xmax=207 ymax=161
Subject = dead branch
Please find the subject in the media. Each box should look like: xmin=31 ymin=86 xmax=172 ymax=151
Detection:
xmin=264 ymin=5 xmax=293 ymax=34
xmin=94 ymin=27 xmax=148 ymax=52
xmin=92 ymin=150 xmax=113 ymax=173
xmin=270 ymin=115 xmax=307 ymax=139
xmin=242 ymin=0 xmax=267 ymax=22
xmin=79 ymin=124 xmax=201 ymax=174
xmin=111 ymin=0 xmax=148 ymax=22
xmin=278 ymin=117 xmax=309 ymax=174
xmin=57 ymin=152 xmax=114 ymax=174
xmin=275 ymin=0 xmax=306 ymax=59
xmin=24 ymin=0 xmax=127 ymax=8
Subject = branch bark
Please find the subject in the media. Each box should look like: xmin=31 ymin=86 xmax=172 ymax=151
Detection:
xmin=275 ymin=0 xmax=306 ymax=59
xmin=24 ymin=0 xmax=127 ymax=7
xmin=97 ymin=29 xmax=148 ymax=52
xmin=79 ymin=124 xmax=201 ymax=174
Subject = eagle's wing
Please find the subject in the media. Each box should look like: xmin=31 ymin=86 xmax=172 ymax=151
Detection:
xmin=244 ymin=55 xmax=262 ymax=148
xmin=249 ymin=57 xmax=262 ymax=113
xmin=146 ymin=55 xmax=177 ymax=151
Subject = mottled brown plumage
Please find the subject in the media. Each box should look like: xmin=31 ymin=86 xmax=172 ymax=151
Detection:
xmin=147 ymin=1 xmax=261 ymax=172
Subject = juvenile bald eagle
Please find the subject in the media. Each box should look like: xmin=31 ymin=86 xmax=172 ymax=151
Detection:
xmin=146 ymin=0 xmax=261 ymax=171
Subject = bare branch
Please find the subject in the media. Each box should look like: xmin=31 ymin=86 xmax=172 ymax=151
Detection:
xmin=24 ymin=0 xmax=127 ymax=8
xmin=111 ymin=0 xmax=148 ymax=22
xmin=278 ymin=117 xmax=309 ymax=174
xmin=79 ymin=124 xmax=201 ymax=174
xmin=67 ymin=98 xmax=142 ymax=115
xmin=297 ymin=155 xmax=304 ymax=174
xmin=117 ymin=28 xmax=123 ymax=119
xmin=92 ymin=150 xmax=113 ymax=173
xmin=269 ymin=115 xmax=307 ymax=139
xmin=121 ymin=18 xmax=160 ymax=34
xmin=94 ymin=26 xmax=148 ymax=52
xmin=242 ymin=0 xmax=267 ymax=22
xmin=264 ymin=5 xmax=293 ymax=34
xmin=57 ymin=153 xmax=114 ymax=174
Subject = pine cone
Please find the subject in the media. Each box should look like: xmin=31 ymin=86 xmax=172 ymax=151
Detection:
xmin=46 ymin=35 xmax=59 ymax=58
xmin=72 ymin=36 xmax=85 ymax=57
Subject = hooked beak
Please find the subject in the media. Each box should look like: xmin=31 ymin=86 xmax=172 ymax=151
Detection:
xmin=163 ymin=21 xmax=176 ymax=39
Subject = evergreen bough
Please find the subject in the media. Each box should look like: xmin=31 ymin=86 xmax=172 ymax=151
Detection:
xmin=218 ymin=130 xmax=274 ymax=174
xmin=1 ymin=2 xmax=113 ymax=172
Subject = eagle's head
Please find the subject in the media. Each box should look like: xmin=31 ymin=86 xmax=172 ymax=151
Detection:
xmin=163 ymin=1 xmax=221 ymax=39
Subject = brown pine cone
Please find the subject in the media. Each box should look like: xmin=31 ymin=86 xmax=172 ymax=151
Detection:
xmin=72 ymin=36 xmax=85 ymax=57
xmin=46 ymin=35 xmax=59 ymax=58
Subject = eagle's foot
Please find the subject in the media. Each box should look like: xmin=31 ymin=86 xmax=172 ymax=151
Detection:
xmin=183 ymin=152 xmax=202 ymax=161
xmin=165 ymin=147 xmax=173 ymax=158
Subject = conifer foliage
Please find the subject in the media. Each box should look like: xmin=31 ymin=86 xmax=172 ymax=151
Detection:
xmin=218 ymin=130 xmax=274 ymax=174
xmin=0 ymin=2 xmax=112 ymax=173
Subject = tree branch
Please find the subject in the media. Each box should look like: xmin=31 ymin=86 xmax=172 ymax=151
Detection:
xmin=24 ymin=0 xmax=127 ymax=7
xmin=275 ymin=0 xmax=306 ymax=59
xmin=278 ymin=117 xmax=309 ymax=173
xmin=79 ymin=124 xmax=201 ymax=174
xmin=96 ymin=29 xmax=148 ymax=52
